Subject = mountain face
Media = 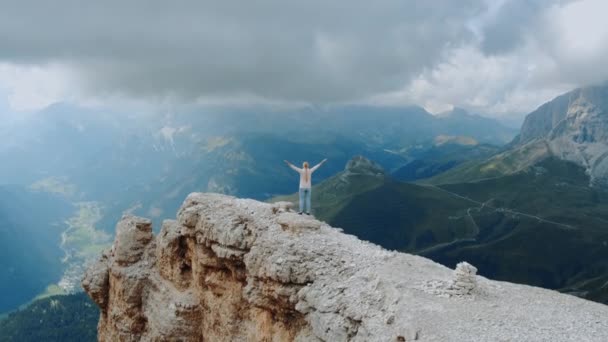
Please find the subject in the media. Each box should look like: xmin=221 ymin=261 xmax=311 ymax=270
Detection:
xmin=83 ymin=193 xmax=608 ymax=341
xmin=517 ymin=84 xmax=608 ymax=145
xmin=540 ymin=85 xmax=608 ymax=187
xmin=438 ymin=107 xmax=517 ymax=144
xmin=275 ymin=156 xmax=608 ymax=304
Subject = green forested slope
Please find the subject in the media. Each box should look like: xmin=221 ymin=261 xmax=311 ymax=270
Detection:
xmin=0 ymin=293 xmax=98 ymax=342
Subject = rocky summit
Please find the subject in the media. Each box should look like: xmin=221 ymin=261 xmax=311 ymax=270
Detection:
xmin=515 ymin=83 xmax=608 ymax=187
xmin=83 ymin=193 xmax=608 ymax=341
xmin=344 ymin=155 xmax=386 ymax=176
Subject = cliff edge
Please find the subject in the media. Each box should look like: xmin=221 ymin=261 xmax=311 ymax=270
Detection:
xmin=83 ymin=193 xmax=608 ymax=341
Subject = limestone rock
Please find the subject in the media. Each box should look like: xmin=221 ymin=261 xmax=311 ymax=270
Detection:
xmin=83 ymin=193 xmax=608 ymax=341
xmin=113 ymin=215 xmax=153 ymax=266
xmin=344 ymin=155 xmax=385 ymax=176
xmin=516 ymin=83 xmax=608 ymax=187
xmin=449 ymin=262 xmax=478 ymax=296
xmin=81 ymin=255 xmax=110 ymax=310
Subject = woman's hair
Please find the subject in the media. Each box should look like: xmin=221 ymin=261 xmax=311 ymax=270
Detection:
xmin=302 ymin=162 xmax=310 ymax=182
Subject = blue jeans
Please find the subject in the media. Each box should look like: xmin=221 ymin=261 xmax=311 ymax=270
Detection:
xmin=299 ymin=188 xmax=311 ymax=213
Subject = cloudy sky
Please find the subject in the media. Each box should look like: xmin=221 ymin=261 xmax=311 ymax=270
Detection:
xmin=0 ymin=0 xmax=607 ymax=121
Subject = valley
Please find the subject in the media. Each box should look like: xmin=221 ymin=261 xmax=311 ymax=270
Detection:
xmin=58 ymin=202 xmax=111 ymax=294
xmin=0 ymin=186 xmax=74 ymax=314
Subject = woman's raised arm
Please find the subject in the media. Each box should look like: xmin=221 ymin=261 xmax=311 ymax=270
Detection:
xmin=284 ymin=160 xmax=302 ymax=172
xmin=310 ymin=158 xmax=328 ymax=172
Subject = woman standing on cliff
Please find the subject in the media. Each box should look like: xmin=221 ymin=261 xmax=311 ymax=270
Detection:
xmin=284 ymin=159 xmax=327 ymax=215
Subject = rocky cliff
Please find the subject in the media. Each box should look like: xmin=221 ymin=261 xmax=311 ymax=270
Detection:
xmin=515 ymin=83 xmax=608 ymax=186
xmin=83 ymin=193 xmax=608 ymax=341
xmin=343 ymin=155 xmax=386 ymax=177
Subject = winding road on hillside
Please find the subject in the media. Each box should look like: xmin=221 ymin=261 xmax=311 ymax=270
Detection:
xmin=421 ymin=184 xmax=577 ymax=230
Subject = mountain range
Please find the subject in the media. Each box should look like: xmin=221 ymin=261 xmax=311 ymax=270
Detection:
xmin=0 ymin=103 xmax=516 ymax=316
xmin=272 ymin=83 xmax=608 ymax=304
xmin=1 ymin=83 xmax=607 ymax=339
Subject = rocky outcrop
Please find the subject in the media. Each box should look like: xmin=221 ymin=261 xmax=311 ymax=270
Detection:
xmin=515 ymin=83 xmax=608 ymax=186
xmin=344 ymin=155 xmax=386 ymax=176
xmin=84 ymin=193 xmax=608 ymax=341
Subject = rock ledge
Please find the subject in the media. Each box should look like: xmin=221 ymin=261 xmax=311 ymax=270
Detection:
xmin=83 ymin=193 xmax=608 ymax=341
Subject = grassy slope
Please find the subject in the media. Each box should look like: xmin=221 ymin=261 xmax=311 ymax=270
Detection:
xmin=427 ymin=139 xmax=551 ymax=185
xmin=428 ymin=158 xmax=608 ymax=299
xmin=272 ymin=172 xmax=478 ymax=251
xmin=327 ymin=181 xmax=479 ymax=251
xmin=391 ymin=143 xmax=500 ymax=182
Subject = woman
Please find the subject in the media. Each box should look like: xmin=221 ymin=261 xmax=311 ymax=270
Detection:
xmin=284 ymin=158 xmax=327 ymax=215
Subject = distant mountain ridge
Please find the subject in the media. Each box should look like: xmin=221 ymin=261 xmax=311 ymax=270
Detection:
xmin=437 ymin=107 xmax=516 ymax=144
xmin=391 ymin=137 xmax=500 ymax=182
xmin=429 ymin=83 xmax=608 ymax=187
xmin=0 ymin=103 xmax=517 ymax=231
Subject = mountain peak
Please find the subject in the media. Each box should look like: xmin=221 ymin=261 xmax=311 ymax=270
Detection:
xmin=83 ymin=193 xmax=608 ymax=341
xmin=344 ymin=155 xmax=385 ymax=176
xmin=515 ymin=83 xmax=608 ymax=186
xmin=437 ymin=106 xmax=470 ymax=118
xmin=434 ymin=135 xmax=478 ymax=146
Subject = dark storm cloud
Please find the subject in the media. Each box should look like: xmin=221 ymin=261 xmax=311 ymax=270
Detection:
xmin=0 ymin=0 xmax=486 ymax=102
xmin=480 ymin=0 xmax=545 ymax=54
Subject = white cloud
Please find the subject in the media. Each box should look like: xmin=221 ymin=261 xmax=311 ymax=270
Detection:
xmin=536 ymin=0 xmax=608 ymax=86
xmin=371 ymin=44 xmax=572 ymax=118
xmin=0 ymin=63 xmax=75 ymax=111
xmin=371 ymin=0 xmax=608 ymax=119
